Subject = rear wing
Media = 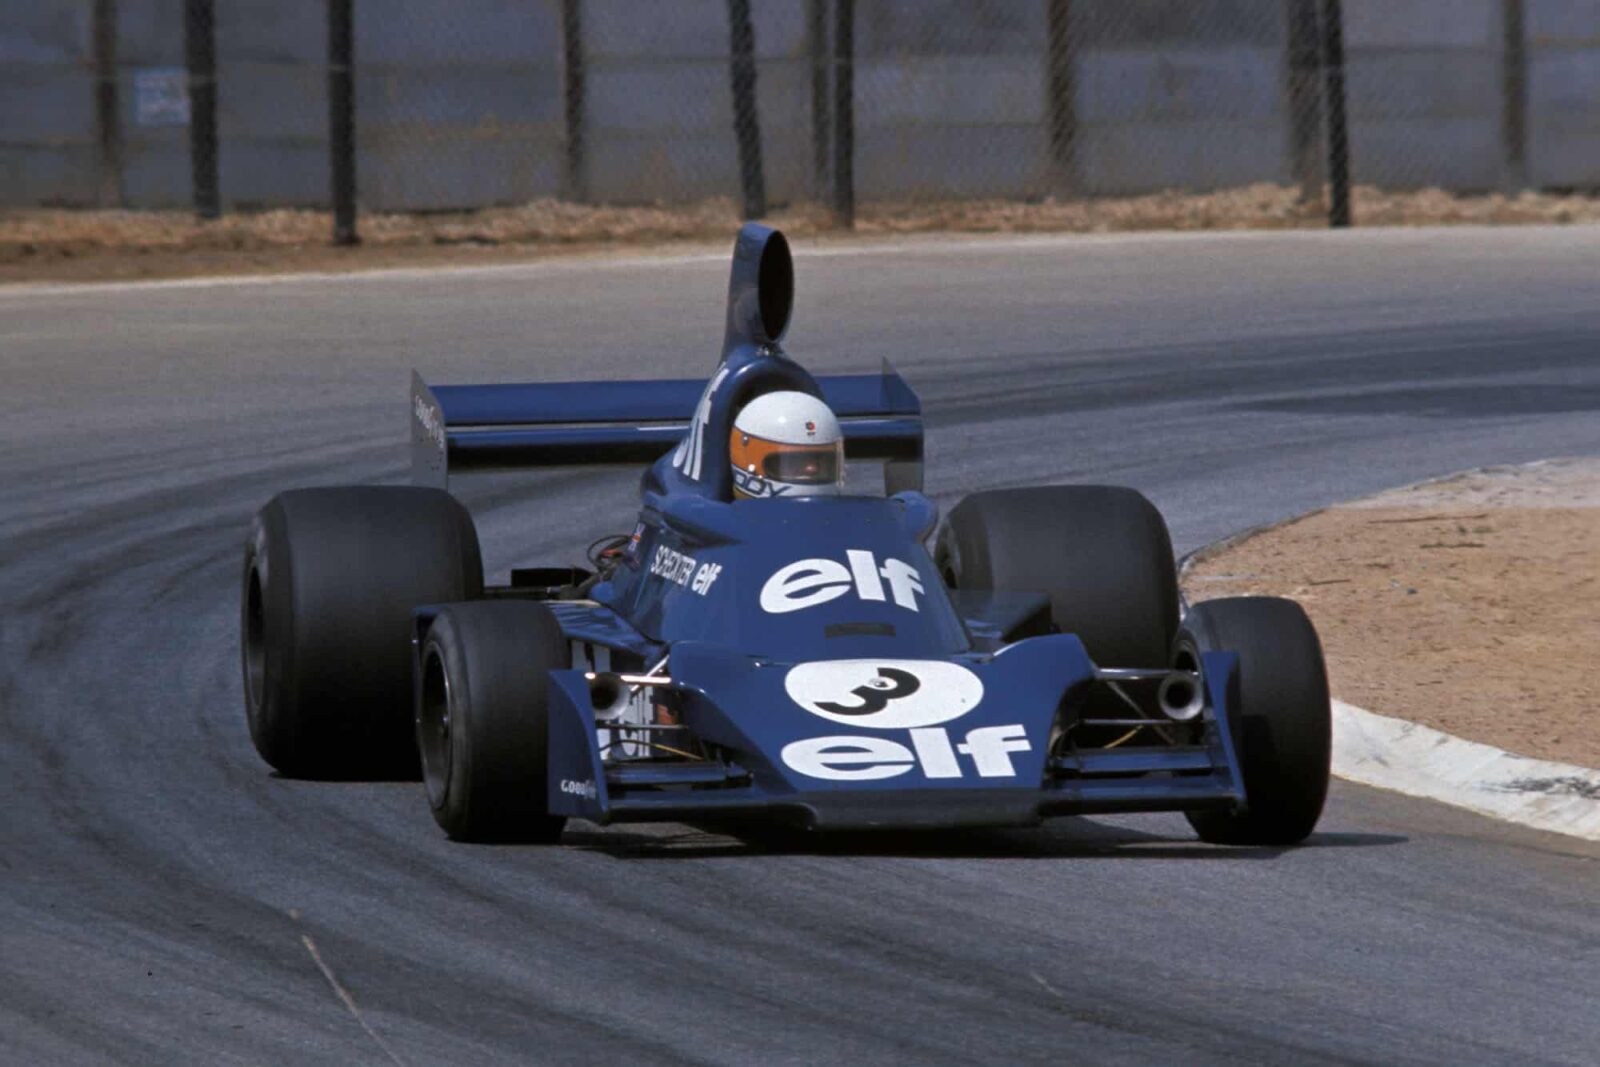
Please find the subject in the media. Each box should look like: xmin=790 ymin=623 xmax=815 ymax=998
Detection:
xmin=411 ymin=365 xmax=923 ymax=493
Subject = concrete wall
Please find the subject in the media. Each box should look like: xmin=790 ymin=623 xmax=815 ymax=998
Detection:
xmin=118 ymin=1 xmax=188 ymax=207
xmin=3 ymin=0 xmax=1599 ymax=210
xmin=211 ymin=2 xmax=325 ymax=208
xmin=1528 ymin=0 xmax=1600 ymax=187
xmin=355 ymin=1 xmax=565 ymax=210
xmin=582 ymin=0 xmax=810 ymax=205
xmin=215 ymin=0 xmax=565 ymax=210
xmin=1343 ymin=0 xmax=1505 ymax=191
xmin=854 ymin=1 xmax=1050 ymax=199
xmin=1 ymin=3 xmax=99 ymax=205
xmin=1073 ymin=0 xmax=1289 ymax=194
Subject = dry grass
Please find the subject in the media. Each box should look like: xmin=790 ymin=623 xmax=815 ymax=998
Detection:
xmin=5 ymin=184 xmax=1599 ymax=284
xmin=0 ymin=198 xmax=744 ymax=257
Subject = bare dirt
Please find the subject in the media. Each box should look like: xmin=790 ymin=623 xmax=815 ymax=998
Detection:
xmin=7 ymin=183 xmax=1600 ymax=285
xmin=1183 ymin=458 xmax=1600 ymax=769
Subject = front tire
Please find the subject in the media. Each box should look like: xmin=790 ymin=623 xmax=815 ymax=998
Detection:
xmin=1180 ymin=597 xmax=1331 ymax=846
xmin=241 ymin=486 xmax=482 ymax=779
xmin=418 ymin=602 xmax=570 ymax=843
xmin=935 ymin=485 xmax=1178 ymax=667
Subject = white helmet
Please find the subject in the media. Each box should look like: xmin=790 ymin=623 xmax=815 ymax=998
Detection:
xmin=729 ymin=391 xmax=844 ymax=500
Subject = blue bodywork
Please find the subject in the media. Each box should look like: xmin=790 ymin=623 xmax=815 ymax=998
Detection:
xmin=412 ymin=224 xmax=1246 ymax=831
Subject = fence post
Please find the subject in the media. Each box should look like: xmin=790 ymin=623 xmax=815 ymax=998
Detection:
xmin=831 ymin=0 xmax=854 ymax=227
xmin=1320 ymin=0 xmax=1351 ymax=227
xmin=1045 ymin=0 xmax=1077 ymax=195
xmin=327 ymin=0 xmax=358 ymax=245
xmin=1500 ymin=0 xmax=1528 ymax=192
xmin=1285 ymin=0 xmax=1324 ymax=204
xmin=808 ymin=0 xmax=831 ymax=199
xmin=561 ymin=0 xmax=587 ymax=201
xmin=727 ymin=0 xmax=766 ymax=219
xmin=92 ymin=0 xmax=123 ymax=208
xmin=185 ymin=0 xmax=220 ymax=219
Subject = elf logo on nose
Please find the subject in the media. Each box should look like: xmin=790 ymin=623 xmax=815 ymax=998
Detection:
xmin=759 ymin=550 xmax=926 ymax=614
xmin=781 ymin=660 xmax=1027 ymax=781
xmin=781 ymin=725 xmax=1032 ymax=782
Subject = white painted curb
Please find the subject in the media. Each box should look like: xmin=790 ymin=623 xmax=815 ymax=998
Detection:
xmin=1332 ymin=699 xmax=1600 ymax=841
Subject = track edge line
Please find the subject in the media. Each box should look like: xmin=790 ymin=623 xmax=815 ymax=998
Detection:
xmin=1331 ymin=699 xmax=1600 ymax=842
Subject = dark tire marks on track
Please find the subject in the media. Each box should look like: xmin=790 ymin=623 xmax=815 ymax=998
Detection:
xmin=2 ymin=228 xmax=1599 ymax=1065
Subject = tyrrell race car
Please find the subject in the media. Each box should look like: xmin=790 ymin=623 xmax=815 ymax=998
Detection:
xmin=242 ymin=224 xmax=1332 ymax=846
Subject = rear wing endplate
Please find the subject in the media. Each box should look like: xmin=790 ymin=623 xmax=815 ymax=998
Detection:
xmin=411 ymin=365 xmax=923 ymax=493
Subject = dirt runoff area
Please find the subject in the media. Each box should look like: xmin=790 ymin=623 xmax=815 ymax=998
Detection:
xmin=1183 ymin=458 xmax=1600 ymax=770
xmin=7 ymin=183 xmax=1600 ymax=285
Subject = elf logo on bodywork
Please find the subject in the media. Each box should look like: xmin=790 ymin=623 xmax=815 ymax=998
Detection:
xmin=671 ymin=364 xmax=731 ymax=482
xmin=781 ymin=660 xmax=1027 ymax=781
xmin=760 ymin=550 xmax=925 ymax=614
xmin=784 ymin=659 xmax=982 ymax=728
xmin=650 ymin=544 xmax=721 ymax=596
xmin=412 ymin=395 xmax=445 ymax=452
xmin=781 ymin=726 xmax=1031 ymax=782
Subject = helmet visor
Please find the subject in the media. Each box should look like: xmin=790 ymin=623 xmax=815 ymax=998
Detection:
xmin=762 ymin=445 xmax=841 ymax=485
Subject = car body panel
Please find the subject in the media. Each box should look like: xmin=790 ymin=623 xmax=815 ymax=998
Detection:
xmin=416 ymin=222 xmax=1249 ymax=833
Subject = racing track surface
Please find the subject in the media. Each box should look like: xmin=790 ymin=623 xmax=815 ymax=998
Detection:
xmin=3 ymin=227 xmax=1599 ymax=1066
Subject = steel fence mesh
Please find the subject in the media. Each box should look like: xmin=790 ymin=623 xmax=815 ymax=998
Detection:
xmin=5 ymin=0 xmax=1600 ymax=222
xmin=578 ymin=0 xmax=783 ymax=206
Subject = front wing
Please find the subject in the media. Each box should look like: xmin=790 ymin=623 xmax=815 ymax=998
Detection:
xmin=546 ymin=637 xmax=1246 ymax=832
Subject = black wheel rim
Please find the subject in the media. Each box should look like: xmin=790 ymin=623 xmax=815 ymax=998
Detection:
xmin=243 ymin=566 xmax=267 ymax=711
xmin=419 ymin=647 xmax=453 ymax=806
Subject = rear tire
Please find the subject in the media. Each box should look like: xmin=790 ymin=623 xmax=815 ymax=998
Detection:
xmin=1179 ymin=597 xmax=1331 ymax=846
xmin=418 ymin=602 xmax=569 ymax=843
xmin=241 ymin=486 xmax=482 ymax=779
xmin=935 ymin=485 xmax=1178 ymax=667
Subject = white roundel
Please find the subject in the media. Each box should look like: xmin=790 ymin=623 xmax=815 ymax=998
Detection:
xmin=784 ymin=659 xmax=984 ymax=729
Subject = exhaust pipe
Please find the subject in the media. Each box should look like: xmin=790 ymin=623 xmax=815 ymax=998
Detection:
xmin=1157 ymin=670 xmax=1204 ymax=722
xmin=587 ymin=671 xmax=632 ymax=720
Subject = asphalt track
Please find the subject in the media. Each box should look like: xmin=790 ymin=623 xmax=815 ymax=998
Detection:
xmin=3 ymin=227 xmax=1599 ymax=1066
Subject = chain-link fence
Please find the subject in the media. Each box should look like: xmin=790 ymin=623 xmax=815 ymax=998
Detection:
xmin=5 ymin=1 xmax=1600 ymax=230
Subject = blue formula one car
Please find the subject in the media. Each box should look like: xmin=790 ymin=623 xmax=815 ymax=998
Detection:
xmin=242 ymin=224 xmax=1332 ymax=846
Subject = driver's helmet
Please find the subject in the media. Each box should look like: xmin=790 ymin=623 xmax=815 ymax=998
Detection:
xmin=729 ymin=390 xmax=844 ymax=500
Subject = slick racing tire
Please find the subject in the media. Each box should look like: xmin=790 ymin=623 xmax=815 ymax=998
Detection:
xmin=417 ymin=602 xmax=570 ymax=843
xmin=242 ymin=486 xmax=482 ymax=779
xmin=1178 ymin=597 xmax=1331 ymax=846
xmin=935 ymin=485 xmax=1178 ymax=668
